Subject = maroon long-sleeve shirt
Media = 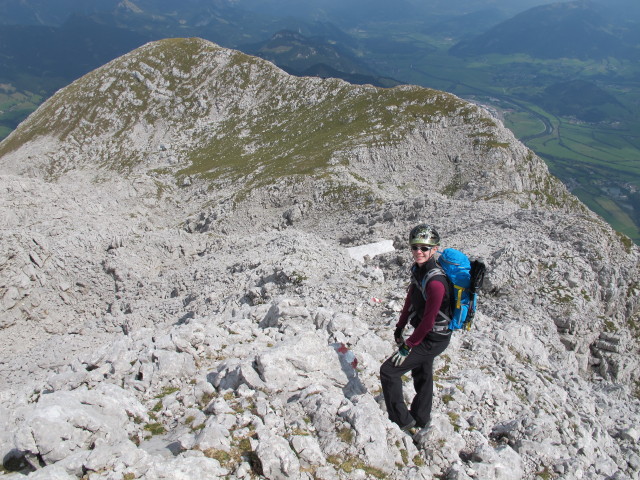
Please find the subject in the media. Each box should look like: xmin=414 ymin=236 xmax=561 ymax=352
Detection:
xmin=395 ymin=279 xmax=447 ymax=348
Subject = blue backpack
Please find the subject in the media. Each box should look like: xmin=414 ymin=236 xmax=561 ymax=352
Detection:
xmin=416 ymin=248 xmax=486 ymax=331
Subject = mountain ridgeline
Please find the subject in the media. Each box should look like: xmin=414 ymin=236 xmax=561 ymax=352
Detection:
xmin=0 ymin=37 xmax=561 ymax=207
xmin=1 ymin=38 xmax=639 ymax=480
xmin=450 ymin=0 xmax=640 ymax=60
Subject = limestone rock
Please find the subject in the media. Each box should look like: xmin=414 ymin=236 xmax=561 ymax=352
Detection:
xmin=0 ymin=38 xmax=638 ymax=480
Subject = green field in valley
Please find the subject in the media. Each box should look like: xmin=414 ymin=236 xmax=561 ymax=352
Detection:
xmin=523 ymin=116 xmax=640 ymax=242
xmin=0 ymin=86 xmax=43 ymax=141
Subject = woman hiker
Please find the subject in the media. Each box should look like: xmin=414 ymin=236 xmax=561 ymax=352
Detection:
xmin=380 ymin=223 xmax=452 ymax=434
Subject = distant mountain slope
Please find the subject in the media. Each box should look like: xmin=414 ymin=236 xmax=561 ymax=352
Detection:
xmin=250 ymin=30 xmax=367 ymax=74
xmin=0 ymin=0 xmax=115 ymax=25
xmin=425 ymin=8 xmax=510 ymax=40
xmin=536 ymin=79 xmax=631 ymax=122
xmin=0 ymin=15 xmax=149 ymax=80
xmin=247 ymin=30 xmax=401 ymax=88
xmin=288 ymin=63 xmax=402 ymax=88
xmin=0 ymin=0 xmax=571 ymax=29
xmin=95 ymin=0 xmax=272 ymax=46
xmin=450 ymin=0 xmax=638 ymax=60
xmin=0 ymin=0 xmax=343 ymax=48
xmin=234 ymin=0 xmax=423 ymax=26
xmin=412 ymin=0 xmax=571 ymax=17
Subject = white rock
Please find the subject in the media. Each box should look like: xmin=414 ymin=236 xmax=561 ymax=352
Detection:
xmin=255 ymin=331 xmax=348 ymax=392
xmin=620 ymin=427 xmax=640 ymax=443
xmin=472 ymin=444 xmax=524 ymax=480
xmin=143 ymin=450 xmax=228 ymax=479
xmin=341 ymin=394 xmax=394 ymax=472
xmin=254 ymin=431 xmax=301 ymax=480
xmin=291 ymin=435 xmax=326 ymax=466
xmin=152 ymin=349 xmax=197 ymax=380
xmin=23 ymin=464 xmax=76 ymax=479
xmin=13 ymin=384 xmax=145 ymax=468
xmin=194 ymin=418 xmax=231 ymax=452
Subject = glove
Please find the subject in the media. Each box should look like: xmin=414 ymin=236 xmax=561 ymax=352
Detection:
xmin=393 ymin=326 xmax=404 ymax=346
xmin=391 ymin=343 xmax=411 ymax=367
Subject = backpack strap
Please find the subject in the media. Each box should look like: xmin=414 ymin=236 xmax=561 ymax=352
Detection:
xmin=412 ymin=267 xmax=451 ymax=332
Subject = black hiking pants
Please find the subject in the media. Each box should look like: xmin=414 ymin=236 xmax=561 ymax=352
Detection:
xmin=380 ymin=333 xmax=451 ymax=429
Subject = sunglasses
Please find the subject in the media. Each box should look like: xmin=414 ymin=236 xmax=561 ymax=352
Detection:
xmin=411 ymin=245 xmax=434 ymax=252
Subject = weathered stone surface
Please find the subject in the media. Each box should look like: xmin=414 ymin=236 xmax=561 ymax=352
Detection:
xmin=291 ymin=435 xmax=326 ymax=467
xmin=13 ymin=384 xmax=146 ymax=469
xmin=0 ymin=38 xmax=638 ymax=480
xmin=255 ymin=331 xmax=349 ymax=392
xmin=254 ymin=430 xmax=302 ymax=480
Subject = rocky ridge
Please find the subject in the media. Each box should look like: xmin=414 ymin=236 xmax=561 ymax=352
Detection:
xmin=0 ymin=38 xmax=639 ymax=479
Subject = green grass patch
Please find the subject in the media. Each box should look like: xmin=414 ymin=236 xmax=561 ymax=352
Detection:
xmin=179 ymin=81 xmax=474 ymax=198
xmin=155 ymin=386 xmax=179 ymax=398
xmin=442 ymin=394 xmax=454 ymax=404
xmin=143 ymin=422 xmax=166 ymax=435
xmin=203 ymin=436 xmax=261 ymax=476
xmin=337 ymin=426 xmax=354 ymax=444
xmin=327 ymin=455 xmax=387 ymax=479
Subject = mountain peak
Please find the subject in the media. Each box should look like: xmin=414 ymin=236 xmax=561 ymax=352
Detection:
xmin=0 ymin=37 xmax=561 ymax=210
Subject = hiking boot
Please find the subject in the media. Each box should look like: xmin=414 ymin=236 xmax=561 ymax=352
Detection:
xmin=415 ymin=418 xmax=431 ymax=429
xmin=412 ymin=424 xmax=433 ymax=445
xmin=400 ymin=419 xmax=416 ymax=433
